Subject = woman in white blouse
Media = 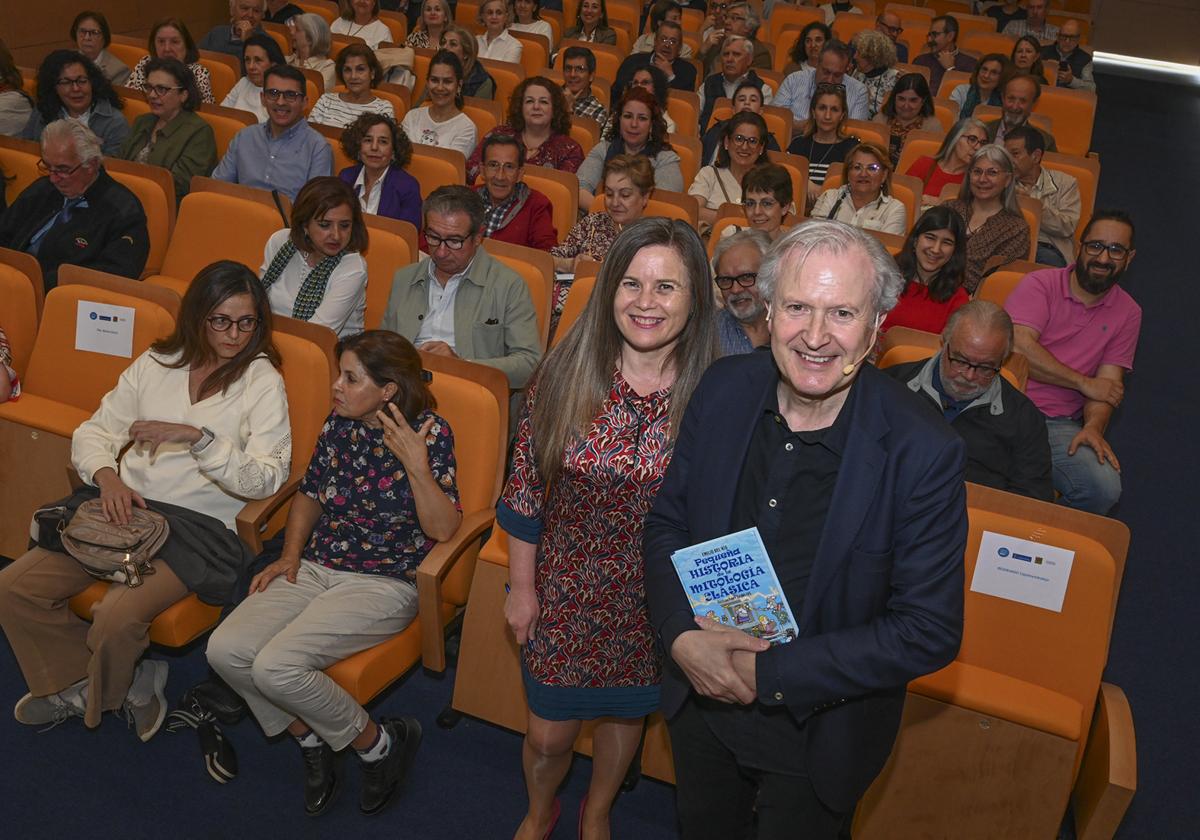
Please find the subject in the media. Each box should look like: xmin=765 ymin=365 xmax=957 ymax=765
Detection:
xmin=688 ymin=111 xmax=769 ymax=236
xmin=476 ymin=0 xmax=523 ymax=63
xmin=221 ymin=34 xmax=286 ymax=121
xmin=308 ymin=43 xmax=395 ymax=129
xmin=287 ymin=13 xmax=338 ymax=91
xmin=511 ymin=0 xmax=555 ymax=51
xmin=401 ymin=50 xmax=478 ymax=156
xmin=810 ymin=141 xmax=908 ymax=235
xmin=0 ymin=261 xmax=291 ymax=741
xmin=260 ymin=177 xmax=369 ymax=337
xmin=331 ymin=0 xmax=393 ymax=50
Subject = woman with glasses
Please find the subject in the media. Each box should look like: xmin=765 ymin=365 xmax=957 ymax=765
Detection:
xmin=788 ymin=83 xmax=859 ymax=209
xmin=944 ymin=143 xmax=1030 ymax=292
xmin=949 ymin=53 xmax=1010 ymax=119
xmin=503 ymin=218 xmax=718 ymax=840
xmin=406 ymin=0 xmax=451 ymax=49
xmin=811 ymin=141 xmax=907 ymax=235
xmin=464 ymin=76 xmax=583 ymax=184
xmin=331 ymin=0 xmax=392 ymax=50
xmin=0 ymin=260 xmax=291 ymax=743
xmin=689 ymin=111 xmax=769 ymax=236
xmin=873 ymin=72 xmax=940 ymax=167
xmin=439 ymin=25 xmax=496 ymax=101
xmin=850 ymin=29 xmax=899 ymax=120
xmin=401 ymin=50 xmax=478 ymax=156
xmin=882 ymin=206 xmax=970 ymax=334
xmin=69 ymin=11 xmax=130 ymax=86
xmin=308 ymin=44 xmax=395 ymax=129
xmin=477 ymin=0 xmax=524 ymax=63
xmin=221 ymin=33 xmax=286 ymax=121
xmin=338 ymin=113 xmax=422 ymax=228
xmin=576 ymin=87 xmax=682 ymax=210
xmin=117 ymin=59 xmax=216 ymax=205
xmin=720 ymin=162 xmax=795 ymax=243
xmin=784 ymin=21 xmax=832 ymax=75
xmin=21 ymin=50 xmax=129 ymax=156
xmin=259 ymin=177 xmax=369 ymax=337
xmin=286 ymin=13 xmax=337 ymax=90
xmin=208 ymin=329 xmax=460 ymax=817
xmin=700 ymin=80 xmax=780 ymax=165
xmin=125 ymin=18 xmax=215 ymax=104
xmin=905 ymin=117 xmax=988 ymax=204
xmin=564 ymin=0 xmax=618 ymax=45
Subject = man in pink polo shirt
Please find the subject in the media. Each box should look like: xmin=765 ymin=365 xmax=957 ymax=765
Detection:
xmin=1005 ymin=210 xmax=1141 ymax=514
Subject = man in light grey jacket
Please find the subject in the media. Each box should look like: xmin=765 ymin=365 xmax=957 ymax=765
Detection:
xmin=382 ymin=186 xmax=542 ymax=389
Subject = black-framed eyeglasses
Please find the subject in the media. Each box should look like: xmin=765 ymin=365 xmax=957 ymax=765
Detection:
xmin=730 ymin=133 xmax=762 ymax=147
xmin=76 ymin=27 xmax=103 ymax=38
xmin=37 ymin=158 xmax=86 ymax=177
xmin=876 ymin=19 xmax=903 ymax=36
xmin=1082 ymin=240 xmax=1130 ymax=260
xmin=946 ymin=351 xmax=1001 ymax=379
xmin=424 ymin=230 xmax=470 ymax=250
xmin=207 ymin=315 xmax=260 ymax=333
xmin=263 ymin=87 xmax=304 ymax=102
xmin=146 ymin=84 xmax=185 ymax=97
xmin=55 ymin=76 xmax=90 ymax=89
xmin=815 ymin=82 xmax=846 ymax=93
xmin=714 ymin=272 xmax=758 ymax=290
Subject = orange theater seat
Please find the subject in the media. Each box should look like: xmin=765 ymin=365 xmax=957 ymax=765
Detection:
xmin=103 ymin=158 xmax=177 ymax=278
xmin=410 ymin=143 xmax=467 ymax=197
xmin=482 ymin=239 xmax=555 ymax=350
xmin=0 ymin=261 xmax=40 ymax=378
xmin=523 ymin=165 xmax=579 ymax=247
xmin=0 ymin=135 xmax=41 ymax=206
xmin=551 ymin=267 xmax=597 ymax=348
xmin=362 ymin=215 xmax=419 ymax=329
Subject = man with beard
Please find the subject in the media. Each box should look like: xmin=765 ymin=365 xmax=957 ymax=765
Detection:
xmin=1006 ymin=211 xmax=1141 ymax=514
xmin=884 ymin=301 xmax=1053 ymax=500
xmin=712 ymin=229 xmax=770 ymax=355
xmin=983 ymin=74 xmax=1058 ymax=152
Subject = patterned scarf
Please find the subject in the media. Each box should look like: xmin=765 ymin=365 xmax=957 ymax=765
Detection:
xmin=478 ymin=182 xmax=530 ymax=238
xmin=259 ymin=238 xmax=343 ymax=322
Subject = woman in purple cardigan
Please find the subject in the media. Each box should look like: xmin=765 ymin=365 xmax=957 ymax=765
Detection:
xmin=338 ymin=113 xmax=422 ymax=230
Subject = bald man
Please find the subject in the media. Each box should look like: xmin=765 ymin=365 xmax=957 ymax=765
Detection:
xmin=875 ymin=12 xmax=908 ymax=62
xmin=1041 ymin=20 xmax=1095 ymax=91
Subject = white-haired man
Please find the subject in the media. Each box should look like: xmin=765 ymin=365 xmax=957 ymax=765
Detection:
xmin=200 ymin=0 xmax=268 ymax=57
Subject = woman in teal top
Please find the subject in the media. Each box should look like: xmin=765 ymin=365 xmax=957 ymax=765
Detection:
xmin=118 ymin=57 xmax=216 ymax=204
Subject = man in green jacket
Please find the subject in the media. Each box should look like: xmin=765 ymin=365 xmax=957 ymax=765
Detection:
xmin=382 ymin=186 xmax=542 ymax=389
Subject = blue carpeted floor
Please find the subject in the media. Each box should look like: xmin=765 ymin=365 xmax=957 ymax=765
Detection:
xmin=0 ymin=72 xmax=1194 ymax=839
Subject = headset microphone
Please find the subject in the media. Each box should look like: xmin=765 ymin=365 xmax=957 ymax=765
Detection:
xmin=841 ymin=317 xmax=884 ymax=376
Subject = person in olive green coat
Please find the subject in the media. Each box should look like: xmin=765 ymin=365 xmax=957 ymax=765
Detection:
xmin=118 ymin=57 xmax=216 ymax=204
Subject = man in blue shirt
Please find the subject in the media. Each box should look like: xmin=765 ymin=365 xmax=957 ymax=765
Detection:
xmin=712 ymin=229 xmax=770 ymax=356
xmin=774 ymin=41 xmax=869 ymax=131
xmin=212 ymin=64 xmax=331 ymax=200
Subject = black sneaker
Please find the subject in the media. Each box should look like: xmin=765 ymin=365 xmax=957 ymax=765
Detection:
xmin=301 ymin=743 xmax=340 ymax=816
xmin=359 ymin=717 xmax=422 ymax=816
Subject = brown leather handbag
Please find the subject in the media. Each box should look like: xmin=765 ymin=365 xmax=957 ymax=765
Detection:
xmin=60 ymin=499 xmax=170 ymax=588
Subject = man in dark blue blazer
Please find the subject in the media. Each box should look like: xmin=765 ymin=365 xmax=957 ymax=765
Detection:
xmin=644 ymin=220 xmax=967 ymax=839
xmin=611 ymin=21 xmax=699 ymax=101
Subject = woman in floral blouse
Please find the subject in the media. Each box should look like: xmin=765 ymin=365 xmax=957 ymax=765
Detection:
xmin=208 ymin=330 xmax=461 ymax=817
xmin=501 ymin=218 xmax=718 ymax=840
xmin=465 ymin=76 xmax=583 ymax=185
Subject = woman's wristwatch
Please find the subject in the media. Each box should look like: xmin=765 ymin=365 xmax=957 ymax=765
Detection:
xmin=191 ymin=426 xmax=216 ymax=454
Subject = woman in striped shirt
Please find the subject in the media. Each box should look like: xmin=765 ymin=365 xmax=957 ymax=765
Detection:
xmin=307 ymin=44 xmax=395 ymax=129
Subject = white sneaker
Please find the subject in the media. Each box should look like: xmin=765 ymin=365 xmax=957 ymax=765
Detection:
xmin=123 ymin=660 xmax=169 ymax=742
xmin=14 ymin=679 xmax=87 ymax=728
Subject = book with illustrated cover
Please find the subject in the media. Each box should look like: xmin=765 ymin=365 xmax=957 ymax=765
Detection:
xmin=669 ymin=526 xmax=799 ymax=646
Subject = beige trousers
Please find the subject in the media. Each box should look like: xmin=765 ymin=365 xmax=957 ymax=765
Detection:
xmin=0 ymin=548 xmax=187 ymax=727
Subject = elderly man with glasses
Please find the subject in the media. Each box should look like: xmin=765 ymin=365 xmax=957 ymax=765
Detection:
xmin=712 ymin=229 xmax=771 ymax=355
xmin=382 ymin=185 xmax=542 ymax=388
xmin=884 ymin=300 xmax=1053 ymax=500
xmin=775 ymin=40 xmax=870 ymax=131
xmin=0 ymin=119 xmax=148 ymax=290
xmin=875 ymin=12 xmax=908 ymax=62
xmin=1042 ymin=20 xmax=1095 ymax=91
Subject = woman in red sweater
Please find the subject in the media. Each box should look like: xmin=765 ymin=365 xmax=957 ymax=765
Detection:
xmin=905 ymin=117 xmax=988 ymax=207
xmin=883 ymin=205 xmax=970 ymax=335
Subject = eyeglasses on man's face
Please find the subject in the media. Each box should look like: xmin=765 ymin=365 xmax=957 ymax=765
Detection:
xmin=1082 ymin=240 xmax=1130 ymax=260
xmin=424 ymin=230 xmax=470 ymax=250
xmin=263 ymin=87 xmax=304 ymax=102
xmin=37 ymin=158 xmax=86 ymax=177
xmin=207 ymin=315 xmax=261 ymax=333
xmin=946 ymin=351 xmax=1001 ymax=379
xmin=714 ymin=272 xmax=758 ymax=290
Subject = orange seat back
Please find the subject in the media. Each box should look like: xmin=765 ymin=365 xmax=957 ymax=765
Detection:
xmin=669 ymin=132 xmax=701 ymax=188
xmin=896 ymin=132 xmax=945 ymax=181
xmin=832 ymin=12 xmax=875 ymax=44
xmin=105 ymin=160 xmax=177 ymax=278
xmin=482 ymin=239 xmax=554 ymax=350
xmin=765 ymin=150 xmax=810 ymax=215
xmin=569 ymin=117 xmax=601 ymax=156
xmin=197 ymin=104 xmax=257 ymax=158
xmin=524 ymin=165 xmax=578 ymax=246
xmin=197 ymin=52 xmax=240 ymax=103
xmin=107 ymin=36 xmax=148 ymax=71
xmin=974 ymin=269 xmax=1028 ymax=307
xmin=477 ymin=59 xmax=524 ymax=111
xmin=272 ymin=320 xmax=336 ymax=478
xmin=1042 ymin=151 xmax=1099 ymax=242
xmin=1034 ymin=87 xmax=1096 ymax=157
xmin=510 ymin=30 xmax=550 ymax=76
xmin=297 ymin=1 xmax=338 ymax=25
xmin=960 ymin=31 xmax=1017 ymax=58
xmin=765 ymin=5 xmax=823 ymax=43
xmin=0 ymin=135 xmax=41 ymax=206
xmin=410 ymin=143 xmax=467 ymax=198
xmin=949 ymin=12 xmax=997 ymax=40
xmin=463 ymin=97 xmax=503 ymax=144
xmin=0 ymin=264 xmax=39 ymax=378
xmin=160 ymin=192 xmax=285 ymax=288
xmin=667 ymin=90 xmax=700 ymax=135
xmin=551 ymin=270 xmax=596 ymax=349
xmin=361 ymin=215 xmax=418 ymax=329
xmin=845 ymin=119 xmax=890 ymax=152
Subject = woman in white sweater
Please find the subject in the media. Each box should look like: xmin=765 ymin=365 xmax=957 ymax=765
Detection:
xmin=401 ymin=50 xmax=477 ymax=156
xmin=222 ymin=34 xmax=287 ymax=122
xmin=307 ymin=43 xmax=395 ymax=129
xmin=476 ymin=0 xmax=524 ymax=63
xmin=260 ymin=177 xmax=369 ymax=337
xmin=0 ymin=261 xmax=292 ymax=742
xmin=332 ymin=0 xmax=393 ymax=50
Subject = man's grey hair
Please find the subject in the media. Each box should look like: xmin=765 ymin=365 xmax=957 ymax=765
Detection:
xmin=423 ymin=184 xmax=486 ymax=235
xmin=42 ymin=119 xmax=103 ymax=165
xmin=943 ymin=299 xmax=1015 ymax=358
xmin=712 ymin=228 xmax=770 ymax=274
xmin=729 ymin=3 xmax=759 ymax=33
xmin=292 ymin=12 xmax=332 ymax=57
xmin=758 ymin=220 xmax=904 ymax=317
xmin=724 ymin=34 xmax=754 ymax=57
xmin=230 ymin=0 xmax=269 ymax=11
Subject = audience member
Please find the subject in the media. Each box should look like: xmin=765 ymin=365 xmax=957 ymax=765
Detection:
xmin=560 ymin=46 xmax=608 ymax=125
xmin=21 ymin=50 xmax=129 ymax=156
xmin=213 ymin=64 xmax=332 ymax=200
xmin=477 ymin=0 xmax=524 ymax=63
xmin=502 ymin=218 xmax=717 ymax=840
xmin=944 ymin=143 xmax=1031 ymax=292
xmin=776 ymin=40 xmax=869 ymax=130
xmin=727 ymin=163 xmax=794 ymax=242
xmin=874 ymin=72 xmax=940 ymax=166
xmin=338 ymin=113 xmax=422 ymax=228
xmin=690 ymin=112 xmax=769 ymax=234
xmin=577 ymin=87 xmax=683 ymax=208
xmin=200 ymin=0 xmax=268 ymax=58
xmin=612 ymin=20 xmax=698 ymax=97
xmin=906 ymin=117 xmax=988 ymax=204
xmin=1006 ymin=211 xmax=1141 ymax=514
xmin=465 ymin=77 xmax=584 ymax=184
xmin=0 ymin=41 xmax=33 ymax=137
xmin=1003 ymin=0 xmax=1058 ymax=43
xmin=0 ymin=327 xmax=18 ymax=402
xmin=473 ymin=133 xmax=557 ymax=250
xmin=820 ymin=0 xmax=862 ymax=26
xmin=221 ymin=34 xmax=286 ymax=120
xmin=788 ymin=84 xmax=861 ymax=205
xmin=884 ymin=301 xmax=1053 ymax=500
xmin=914 ymin=15 xmax=977 ymax=96
xmin=511 ymin=0 xmax=555 ymax=50
xmin=1004 ymin=125 xmax=1080 ymax=267
xmin=811 ymin=141 xmax=907 ymax=234
xmin=883 ymin=205 xmax=969 ymax=334
xmin=1010 ymin=35 xmax=1046 ymax=81
xmin=69 ymin=11 xmax=130 ymax=86
xmin=207 ymin=329 xmax=458 ymax=817
xmin=125 ymin=18 xmax=215 ymax=104
xmin=851 ymin=29 xmax=899 ymax=120
xmin=382 ymin=185 xmax=541 ymax=388
xmin=564 ymin=0 xmax=618 ymax=44
xmin=401 ymin=50 xmax=478 ymax=156
xmin=701 ymin=80 xmax=780 ymax=164
xmin=1043 ymin=21 xmax=1095 ymax=91
xmin=0 ymin=261 xmax=291 ymax=741
xmin=783 ymin=21 xmax=831 ymax=75
xmin=984 ymin=73 xmax=1058 ymax=150
xmin=626 ymin=65 xmax=678 ymax=133
xmin=440 ymin=25 xmax=495 ymax=100
xmin=0 ymin=120 xmax=148 ymax=289
xmin=266 ymin=0 xmax=304 ymax=24
xmin=644 ymin=220 xmax=965 ymax=840
xmin=698 ymin=4 xmax=770 ymax=74
xmin=950 ymin=53 xmax=1010 ymax=119
xmin=332 ymin=0 xmax=392 ymax=50
xmin=712 ymin=228 xmax=770 ymax=354
xmin=308 ymin=44 xmax=395 ymax=129
xmin=635 ymin=2 xmax=694 ymax=57
xmin=875 ymin=12 xmax=908 ymax=62
xmin=117 ymin=58 xmax=217 ymax=204
xmin=406 ymin=0 xmax=451 ymax=48
xmin=697 ymin=36 xmax=774 ymax=132
xmin=986 ymin=0 xmax=1026 ymax=34
xmin=287 ymin=12 xmax=337 ymax=90
xmin=259 ymin=177 xmax=368 ymax=336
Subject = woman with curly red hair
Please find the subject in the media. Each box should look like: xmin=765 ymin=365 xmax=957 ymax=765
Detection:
xmin=465 ymin=76 xmax=584 ymax=184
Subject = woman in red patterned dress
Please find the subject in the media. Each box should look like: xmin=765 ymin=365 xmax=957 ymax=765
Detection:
xmin=499 ymin=218 xmax=719 ymax=840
